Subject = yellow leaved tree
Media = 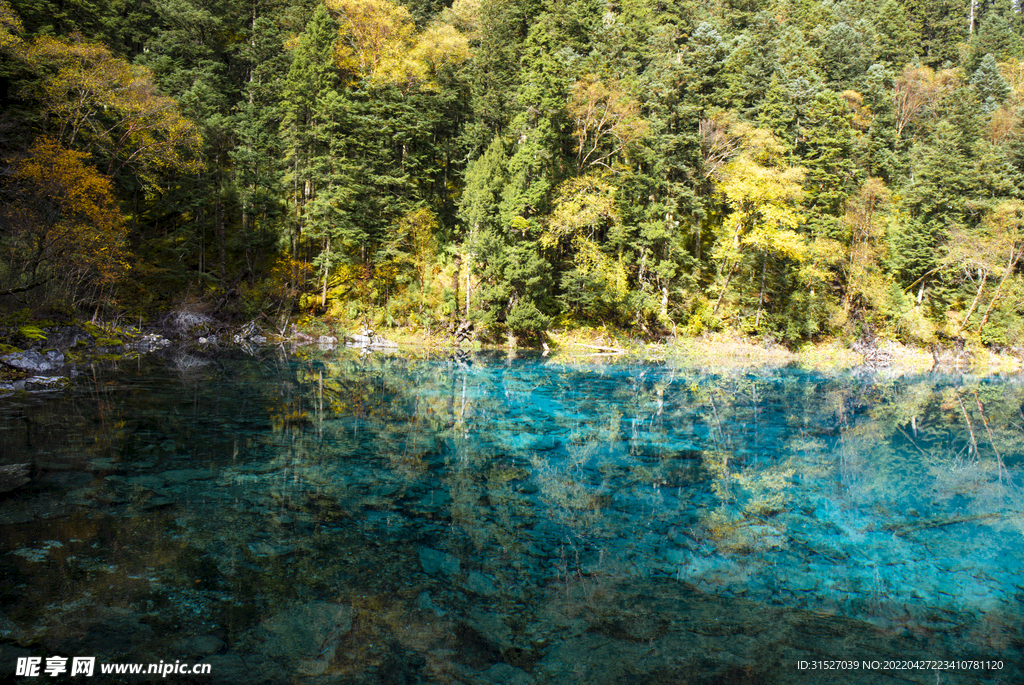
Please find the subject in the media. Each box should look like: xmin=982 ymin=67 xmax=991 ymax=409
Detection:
xmin=3 ymin=137 xmax=128 ymax=296
xmin=945 ymin=200 xmax=1024 ymax=338
xmin=23 ymin=34 xmax=202 ymax=184
xmin=840 ymin=178 xmax=892 ymax=325
xmin=567 ymin=75 xmax=648 ymax=173
xmin=712 ymin=124 xmax=806 ymax=322
xmin=325 ymin=0 xmax=469 ymax=90
xmin=0 ymin=0 xmax=22 ymax=54
xmin=543 ymin=173 xmax=630 ymax=321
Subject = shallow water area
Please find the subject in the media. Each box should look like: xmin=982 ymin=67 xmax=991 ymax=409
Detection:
xmin=1 ymin=349 xmax=1023 ymax=684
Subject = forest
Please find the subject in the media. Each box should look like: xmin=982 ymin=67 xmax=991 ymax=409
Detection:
xmin=1 ymin=0 xmax=1023 ymax=347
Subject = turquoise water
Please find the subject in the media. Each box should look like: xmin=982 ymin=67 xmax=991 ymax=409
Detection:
xmin=1 ymin=350 xmax=1023 ymax=684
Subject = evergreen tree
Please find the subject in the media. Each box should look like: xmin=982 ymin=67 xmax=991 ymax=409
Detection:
xmin=462 ymin=0 xmax=543 ymax=152
xmin=818 ymin=22 xmax=874 ymax=89
xmin=874 ymin=0 xmax=918 ymax=67
xmin=684 ymin=22 xmax=728 ymax=113
xmin=231 ymin=13 xmax=289 ymax=279
xmin=721 ymin=12 xmax=779 ymax=113
xmin=800 ymin=90 xmax=858 ymax=238
xmin=904 ymin=0 xmax=968 ymax=67
xmin=891 ymin=121 xmax=976 ymax=302
xmin=860 ymin=64 xmax=900 ymax=181
xmin=281 ymin=3 xmax=341 ymax=260
xmin=969 ymin=53 xmax=1012 ymax=112
xmin=970 ymin=11 xmax=1023 ymax=65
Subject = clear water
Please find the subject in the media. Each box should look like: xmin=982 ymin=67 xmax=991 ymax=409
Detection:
xmin=1 ymin=350 xmax=1023 ymax=684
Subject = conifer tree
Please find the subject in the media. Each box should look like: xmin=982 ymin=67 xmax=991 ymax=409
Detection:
xmin=874 ymin=0 xmax=918 ymax=67
xmin=969 ymin=53 xmax=1011 ymax=112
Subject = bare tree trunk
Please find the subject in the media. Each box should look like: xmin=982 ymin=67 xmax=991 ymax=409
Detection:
xmin=218 ymin=199 xmax=227 ymax=285
xmin=977 ymin=254 xmax=1021 ymax=335
xmin=321 ymin=238 xmax=330 ymax=308
xmin=959 ymin=272 xmax=987 ymax=334
xmin=465 ymin=254 xmax=471 ymax=319
xmin=755 ymin=252 xmax=767 ymax=329
xmin=712 ymin=261 xmax=739 ymax=316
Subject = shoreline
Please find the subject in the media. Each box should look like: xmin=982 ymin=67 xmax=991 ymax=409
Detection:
xmin=347 ymin=326 xmax=1024 ymax=376
xmin=3 ymin=317 xmax=1022 ymax=387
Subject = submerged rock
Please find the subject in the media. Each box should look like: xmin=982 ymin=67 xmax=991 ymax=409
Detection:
xmin=246 ymin=601 xmax=353 ymax=663
xmin=171 ymin=634 xmax=225 ymax=657
xmin=419 ymin=547 xmax=460 ymax=576
xmin=247 ymin=542 xmax=296 ymax=558
xmin=199 ymin=653 xmax=285 ymax=685
xmin=0 ymin=463 xmax=30 ymax=494
xmin=0 ymin=611 xmax=27 ymax=642
xmin=160 ymin=468 xmax=215 ymax=484
xmin=0 ymin=644 xmax=33 ymax=678
xmin=416 ymin=591 xmax=445 ymax=617
xmin=460 ymin=609 xmax=515 ymax=654
xmin=41 ymin=607 xmax=157 ymax=656
xmin=464 ymin=571 xmax=498 ymax=597
xmin=476 ymin=662 xmax=534 ymax=685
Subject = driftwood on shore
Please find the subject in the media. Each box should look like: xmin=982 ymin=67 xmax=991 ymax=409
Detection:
xmin=572 ymin=342 xmax=628 ymax=355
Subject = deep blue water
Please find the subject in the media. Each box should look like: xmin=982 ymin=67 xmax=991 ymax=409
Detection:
xmin=1 ymin=349 xmax=1023 ymax=684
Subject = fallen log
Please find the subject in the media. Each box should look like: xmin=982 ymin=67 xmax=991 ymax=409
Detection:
xmin=572 ymin=342 xmax=627 ymax=354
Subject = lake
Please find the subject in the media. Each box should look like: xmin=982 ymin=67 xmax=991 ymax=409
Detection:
xmin=1 ymin=348 xmax=1022 ymax=684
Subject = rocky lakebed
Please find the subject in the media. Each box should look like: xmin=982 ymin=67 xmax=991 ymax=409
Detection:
xmin=0 ymin=343 xmax=1022 ymax=684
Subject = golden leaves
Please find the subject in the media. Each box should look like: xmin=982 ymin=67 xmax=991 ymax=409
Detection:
xmin=325 ymin=0 xmax=469 ymax=90
xmin=23 ymin=34 xmax=202 ymax=183
xmin=438 ymin=0 xmax=480 ymax=37
xmin=544 ymin=172 xmax=628 ymax=305
xmin=568 ymin=75 xmax=649 ymax=172
xmin=411 ymin=22 xmax=471 ymax=73
xmin=328 ymin=0 xmax=415 ymax=76
xmin=8 ymin=137 xmax=129 ymax=284
xmin=543 ymin=173 xmax=618 ymax=248
xmin=717 ymin=150 xmax=806 ymax=262
xmin=0 ymin=0 xmax=23 ymax=54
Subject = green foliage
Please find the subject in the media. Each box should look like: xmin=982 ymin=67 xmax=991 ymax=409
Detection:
xmin=969 ymin=53 xmax=1012 ymax=112
xmin=17 ymin=324 xmax=45 ymax=340
xmin=2 ymin=0 xmax=1021 ymax=347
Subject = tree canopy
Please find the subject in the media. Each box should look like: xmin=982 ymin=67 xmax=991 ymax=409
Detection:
xmin=1 ymin=0 xmax=1023 ymax=347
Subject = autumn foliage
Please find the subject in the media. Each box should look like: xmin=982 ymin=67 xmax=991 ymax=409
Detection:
xmin=3 ymin=137 xmax=128 ymax=289
xmin=24 ymin=34 xmax=202 ymax=182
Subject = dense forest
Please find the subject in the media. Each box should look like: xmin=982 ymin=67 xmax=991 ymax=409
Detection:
xmin=1 ymin=0 xmax=1023 ymax=346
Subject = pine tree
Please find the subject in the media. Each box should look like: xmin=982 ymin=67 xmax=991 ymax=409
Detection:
xmin=800 ymin=90 xmax=858 ymax=238
xmin=684 ymin=22 xmax=728 ymax=113
xmin=231 ymin=13 xmax=290 ymax=279
xmin=280 ymin=3 xmax=341 ymax=261
xmin=860 ymin=64 xmax=900 ymax=181
xmin=874 ymin=0 xmax=918 ymax=67
xmin=969 ymin=53 xmax=1012 ymax=112
xmin=818 ymin=22 xmax=873 ymax=89
xmin=890 ymin=121 xmax=975 ymax=300
xmin=904 ymin=0 xmax=968 ymax=67
xmin=970 ymin=12 xmax=1023 ymax=65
